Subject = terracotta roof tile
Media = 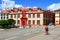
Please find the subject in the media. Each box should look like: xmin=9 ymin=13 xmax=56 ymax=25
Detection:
xmin=2 ymin=10 xmax=9 ymax=14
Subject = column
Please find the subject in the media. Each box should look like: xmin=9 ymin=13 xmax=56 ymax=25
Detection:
xmin=16 ymin=14 xmax=18 ymax=26
xmin=2 ymin=14 xmax=4 ymax=20
xmin=8 ymin=14 xmax=11 ymax=19
xmin=13 ymin=14 xmax=14 ymax=19
xmin=40 ymin=14 xmax=43 ymax=26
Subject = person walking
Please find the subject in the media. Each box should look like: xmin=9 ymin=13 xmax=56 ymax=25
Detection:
xmin=45 ymin=25 xmax=49 ymax=35
xmin=29 ymin=24 xmax=31 ymax=28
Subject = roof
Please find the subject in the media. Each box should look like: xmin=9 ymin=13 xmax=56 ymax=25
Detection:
xmin=54 ymin=9 xmax=60 ymax=12
xmin=2 ymin=10 xmax=9 ymax=14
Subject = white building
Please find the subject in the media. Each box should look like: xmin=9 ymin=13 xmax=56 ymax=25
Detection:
xmin=1 ymin=8 xmax=55 ymax=27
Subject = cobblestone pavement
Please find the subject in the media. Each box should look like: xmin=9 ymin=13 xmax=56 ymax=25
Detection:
xmin=27 ymin=26 xmax=60 ymax=40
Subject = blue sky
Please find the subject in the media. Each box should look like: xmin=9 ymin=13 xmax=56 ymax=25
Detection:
xmin=0 ymin=0 xmax=60 ymax=10
xmin=13 ymin=0 xmax=60 ymax=9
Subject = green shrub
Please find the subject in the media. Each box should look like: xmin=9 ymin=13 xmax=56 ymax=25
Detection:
xmin=0 ymin=19 xmax=15 ymax=29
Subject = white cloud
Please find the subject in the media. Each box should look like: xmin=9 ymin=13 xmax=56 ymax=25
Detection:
xmin=0 ymin=0 xmax=23 ymax=10
xmin=0 ymin=10 xmax=1 ymax=12
xmin=0 ymin=0 xmax=38 ymax=10
xmin=47 ymin=3 xmax=60 ymax=11
xmin=33 ymin=6 xmax=38 ymax=8
xmin=1 ymin=0 xmax=15 ymax=10
xmin=26 ymin=6 xmax=32 ymax=8
xmin=15 ymin=4 xmax=23 ymax=8
xmin=3 ymin=0 xmax=10 ymax=1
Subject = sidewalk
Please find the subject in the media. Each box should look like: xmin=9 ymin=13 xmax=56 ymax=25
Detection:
xmin=27 ymin=27 xmax=60 ymax=40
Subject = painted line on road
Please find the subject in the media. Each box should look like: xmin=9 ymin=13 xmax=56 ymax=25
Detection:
xmin=33 ymin=31 xmax=39 ymax=33
xmin=24 ymin=31 xmax=40 ymax=36
xmin=5 ymin=37 xmax=16 ymax=40
xmin=7 ymin=31 xmax=22 ymax=37
xmin=24 ymin=30 xmax=42 ymax=36
xmin=27 ymin=32 xmax=43 ymax=40
xmin=24 ymin=33 xmax=32 ymax=36
xmin=7 ymin=33 xmax=20 ymax=36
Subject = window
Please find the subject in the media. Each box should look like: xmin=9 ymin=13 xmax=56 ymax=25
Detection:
xmin=14 ymin=14 xmax=16 ymax=18
xmin=7 ymin=17 xmax=8 ymax=19
xmin=4 ymin=17 xmax=5 ymax=19
xmin=11 ymin=14 xmax=13 ymax=18
xmin=18 ymin=20 xmax=20 ymax=24
xmin=1 ymin=17 xmax=2 ymax=19
xmin=2 ymin=14 xmax=5 ymax=17
xmin=37 ymin=14 xmax=40 ymax=18
xmin=1 ymin=14 xmax=2 ymax=16
xmin=33 ymin=20 xmax=35 ymax=24
xmin=7 ymin=14 xmax=8 ymax=19
xmin=18 ymin=14 xmax=20 ymax=18
xmin=28 ymin=20 xmax=31 ymax=24
xmin=33 ymin=14 xmax=35 ymax=18
xmin=28 ymin=14 xmax=31 ymax=18
xmin=37 ymin=20 xmax=40 ymax=24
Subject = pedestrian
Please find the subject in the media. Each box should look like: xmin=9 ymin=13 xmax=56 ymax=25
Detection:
xmin=29 ymin=24 xmax=31 ymax=28
xmin=45 ymin=25 xmax=49 ymax=35
xmin=23 ymin=25 xmax=25 ymax=28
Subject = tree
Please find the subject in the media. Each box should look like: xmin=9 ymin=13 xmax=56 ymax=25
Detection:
xmin=0 ymin=19 xmax=15 ymax=29
xmin=0 ymin=20 xmax=8 ymax=29
xmin=7 ymin=19 xmax=15 ymax=28
xmin=0 ymin=20 xmax=8 ymax=25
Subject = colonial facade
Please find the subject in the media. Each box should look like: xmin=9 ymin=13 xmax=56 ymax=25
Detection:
xmin=0 ymin=8 xmax=55 ymax=27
